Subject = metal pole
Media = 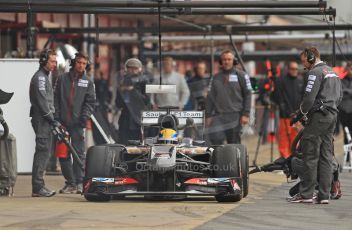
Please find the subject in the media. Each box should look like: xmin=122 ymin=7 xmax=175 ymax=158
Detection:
xmin=228 ymin=33 xmax=247 ymax=73
xmin=162 ymin=15 xmax=207 ymax=32
xmin=83 ymin=14 xmax=89 ymax=54
xmin=26 ymin=2 xmax=35 ymax=58
xmin=158 ymin=0 xmax=162 ymax=86
xmin=142 ymin=33 xmax=346 ymax=42
xmin=137 ymin=20 xmax=145 ymax=64
xmin=91 ymin=115 xmax=114 ymax=144
xmin=94 ymin=14 xmax=99 ymax=66
xmin=332 ymin=16 xmax=336 ymax=67
xmin=142 ymin=50 xmax=352 ymax=62
xmin=34 ymin=24 xmax=352 ymax=34
xmin=89 ymin=14 xmax=95 ymax=63
xmin=0 ymin=1 xmax=327 ymax=8
xmin=0 ymin=6 xmax=336 ymax=16
xmin=208 ymin=25 xmax=214 ymax=78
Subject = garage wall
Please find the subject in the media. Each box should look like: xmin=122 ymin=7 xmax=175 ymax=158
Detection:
xmin=0 ymin=59 xmax=38 ymax=173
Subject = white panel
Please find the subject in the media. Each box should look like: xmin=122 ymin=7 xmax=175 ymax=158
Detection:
xmin=145 ymin=84 xmax=176 ymax=94
xmin=141 ymin=111 xmax=204 ymax=126
xmin=0 ymin=59 xmax=38 ymax=173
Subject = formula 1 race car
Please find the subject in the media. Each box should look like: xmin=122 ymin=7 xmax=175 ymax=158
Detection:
xmin=83 ymin=107 xmax=249 ymax=202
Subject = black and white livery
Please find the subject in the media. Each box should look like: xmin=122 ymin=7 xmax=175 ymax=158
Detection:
xmin=83 ymin=107 xmax=249 ymax=202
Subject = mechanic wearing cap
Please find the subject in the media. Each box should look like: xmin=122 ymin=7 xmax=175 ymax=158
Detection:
xmin=116 ymin=58 xmax=150 ymax=145
xmin=290 ymin=47 xmax=342 ymax=204
xmin=29 ymin=49 xmax=59 ymax=197
xmin=54 ymin=52 xmax=96 ymax=194
xmin=151 ymin=57 xmax=190 ymax=110
xmin=205 ymin=49 xmax=252 ymax=144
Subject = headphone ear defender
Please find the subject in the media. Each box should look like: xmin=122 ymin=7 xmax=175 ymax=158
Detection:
xmin=85 ymin=61 xmax=91 ymax=71
xmin=39 ymin=49 xmax=51 ymax=67
xmin=219 ymin=59 xmax=222 ymax=66
xmin=305 ymin=48 xmax=316 ymax=65
xmin=233 ymin=57 xmax=238 ymax=66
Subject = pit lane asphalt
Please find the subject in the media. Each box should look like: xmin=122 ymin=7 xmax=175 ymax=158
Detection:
xmin=0 ymin=134 xmax=348 ymax=230
xmin=196 ymin=170 xmax=352 ymax=230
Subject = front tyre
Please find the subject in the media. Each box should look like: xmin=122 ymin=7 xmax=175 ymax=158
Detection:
xmin=231 ymin=144 xmax=249 ymax=198
xmin=212 ymin=145 xmax=242 ymax=202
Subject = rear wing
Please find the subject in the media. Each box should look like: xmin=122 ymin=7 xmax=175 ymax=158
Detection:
xmin=141 ymin=111 xmax=204 ymax=126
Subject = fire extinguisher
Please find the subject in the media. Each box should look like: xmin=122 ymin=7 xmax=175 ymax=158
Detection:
xmin=55 ymin=130 xmax=70 ymax=158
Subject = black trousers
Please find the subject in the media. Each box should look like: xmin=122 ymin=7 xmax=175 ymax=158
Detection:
xmin=209 ymin=113 xmax=242 ymax=145
xmin=299 ymin=111 xmax=336 ymax=200
xmin=210 ymin=127 xmax=242 ymax=145
xmin=59 ymin=127 xmax=85 ymax=186
xmin=339 ymin=110 xmax=352 ymax=144
xmin=118 ymin=111 xmax=141 ymax=145
xmin=31 ymin=116 xmax=53 ymax=193
xmin=290 ymin=155 xmax=339 ymax=197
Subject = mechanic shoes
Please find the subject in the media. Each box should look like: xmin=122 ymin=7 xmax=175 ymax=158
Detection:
xmin=288 ymin=194 xmax=313 ymax=203
xmin=59 ymin=184 xmax=77 ymax=194
xmin=314 ymin=198 xmax=329 ymax=204
xmin=76 ymin=184 xmax=83 ymax=194
xmin=287 ymin=191 xmax=317 ymax=202
xmin=32 ymin=187 xmax=56 ymax=197
xmin=288 ymin=193 xmax=329 ymax=204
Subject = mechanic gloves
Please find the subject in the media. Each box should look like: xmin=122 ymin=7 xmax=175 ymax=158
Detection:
xmin=290 ymin=110 xmax=307 ymax=126
xmin=79 ymin=116 xmax=89 ymax=128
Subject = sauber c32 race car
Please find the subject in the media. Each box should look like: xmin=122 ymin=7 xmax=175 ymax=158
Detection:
xmin=83 ymin=107 xmax=249 ymax=202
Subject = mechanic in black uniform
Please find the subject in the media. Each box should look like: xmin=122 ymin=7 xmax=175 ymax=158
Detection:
xmin=290 ymin=47 xmax=342 ymax=204
xmin=339 ymin=62 xmax=352 ymax=144
xmin=205 ymin=49 xmax=252 ymax=144
xmin=30 ymin=49 xmax=59 ymax=197
xmin=54 ymin=52 xmax=96 ymax=194
xmin=188 ymin=61 xmax=210 ymax=110
xmin=115 ymin=58 xmax=150 ymax=145
xmin=272 ymin=61 xmax=304 ymax=159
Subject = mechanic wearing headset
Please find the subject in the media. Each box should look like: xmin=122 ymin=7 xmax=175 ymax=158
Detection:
xmin=290 ymin=47 xmax=342 ymax=204
xmin=54 ymin=52 xmax=96 ymax=194
xmin=29 ymin=49 xmax=59 ymax=197
xmin=205 ymin=49 xmax=252 ymax=144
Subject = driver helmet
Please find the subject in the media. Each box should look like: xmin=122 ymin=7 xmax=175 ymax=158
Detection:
xmin=158 ymin=128 xmax=178 ymax=144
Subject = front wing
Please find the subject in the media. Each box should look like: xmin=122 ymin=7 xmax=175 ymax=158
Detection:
xmin=84 ymin=177 xmax=242 ymax=197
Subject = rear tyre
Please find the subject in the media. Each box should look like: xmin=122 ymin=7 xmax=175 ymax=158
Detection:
xmin=213 ymin=145 xmax=242 ymax=202
xmin=84 ymin=194 xmax=111 ymax=202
